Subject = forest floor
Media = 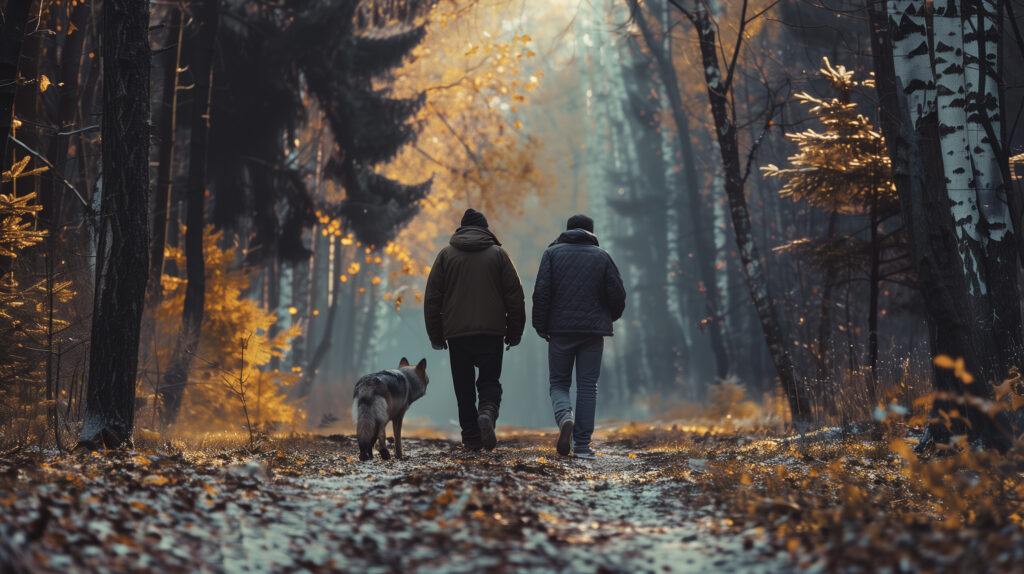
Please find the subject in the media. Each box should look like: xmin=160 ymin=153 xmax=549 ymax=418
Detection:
xmin=2 ymin=424 xmax=1023 ymax=573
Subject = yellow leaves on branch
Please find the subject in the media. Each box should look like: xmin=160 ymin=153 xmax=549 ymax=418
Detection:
xmin=150 ymin=227 xmax=303 ymax=431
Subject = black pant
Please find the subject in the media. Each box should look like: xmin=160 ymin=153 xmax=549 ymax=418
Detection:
xmin=447 ymin=335 xmax=504 ymax=444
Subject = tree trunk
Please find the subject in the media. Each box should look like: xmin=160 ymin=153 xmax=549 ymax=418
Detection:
xmin=816 ymin=212 xmax=837 ymax=414
xmin=867 ymin=199 xmax=881 ymax=406
xmin=148 ymin=7 xmax=184 ymax=305
xmin=0 ymin=0 xmax=33 ymax=168
xmin=686 ymin=3 xmax=812 ymax=425
xmin=159 ymin=0 xmax=218 ymax=427
xmin=267 ymin=257 xmax=281 ymax=371
xmin=78 ymin=0 xmax=151 ymax=450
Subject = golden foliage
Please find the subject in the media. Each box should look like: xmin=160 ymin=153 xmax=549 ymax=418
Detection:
xmin=383 ymin=0 xmax=556 ymax=280
xmin=147 ymin=228 xmax=303 ymax=432
xmin=762 ymin=59 xmax=896 ymax=214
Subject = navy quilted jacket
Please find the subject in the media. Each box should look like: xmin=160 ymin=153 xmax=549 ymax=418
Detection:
xmin=532 ymin=229 xmax=626 ymax=337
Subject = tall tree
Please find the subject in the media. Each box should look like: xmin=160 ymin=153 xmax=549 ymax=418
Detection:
xmin=159 ymin=0 xmax=218 ymax=426
xmin=78 ymin=0 xmax=151 ymax=449
xmin=148 ymin=6 xmax=185 ymax=304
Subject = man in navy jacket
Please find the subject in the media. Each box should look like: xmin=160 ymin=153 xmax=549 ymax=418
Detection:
xmin=532 ymin=214 xmax=626 ymax=458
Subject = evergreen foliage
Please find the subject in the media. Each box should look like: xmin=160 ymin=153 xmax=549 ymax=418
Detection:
xmin=0 ymin=159 xmax=73 ymax=444
xmin=764 ymin=59 xmax=902 ymax=279
xmin=209 ymin=0 xmax=430 ymax=260
xmin=763 ymin=59 xmax=896 ymax=215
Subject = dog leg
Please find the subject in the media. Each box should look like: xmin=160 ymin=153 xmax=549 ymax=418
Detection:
xmin=377 ymin=425 xmax=391 ymax=460
xmin=393 ymin=413 xmax=405 ymax=459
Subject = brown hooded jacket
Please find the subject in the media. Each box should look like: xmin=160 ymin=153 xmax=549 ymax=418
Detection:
xmin=424 ymin=226 xmax=526 ymax=345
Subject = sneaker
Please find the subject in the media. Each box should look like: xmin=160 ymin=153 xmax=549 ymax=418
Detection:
xmin=478 ymin=413 xmax=497 ymax=451
xmin=462 ymin=441 xmax=483 ymax=451
xmin=556 ymin=419 xmax=574 ymax=456
xmin=573 ymin=447 xmax=596 ymax=460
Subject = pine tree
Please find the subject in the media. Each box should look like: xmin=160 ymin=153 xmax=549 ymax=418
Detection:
xmin=763 ymin=59 xmax=906 ymax=405
xmin=209 ymin=0 xmax=431 ymax=260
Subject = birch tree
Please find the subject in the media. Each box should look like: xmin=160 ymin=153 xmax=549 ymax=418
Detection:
xmin=869 ymin=0 xmax=1020 ymax=448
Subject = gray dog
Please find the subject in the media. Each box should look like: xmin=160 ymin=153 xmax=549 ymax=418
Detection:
xmin=353 ymin=357 xmax=428 ymax=461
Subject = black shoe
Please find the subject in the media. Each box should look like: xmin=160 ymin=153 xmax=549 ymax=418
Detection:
xmin=463 ymin=440 xmax=483 ymax=451
xmin=478 ymin=413 xmax=496 ymax=451
xmin=556 ymin=419 xmax=574 ymax=456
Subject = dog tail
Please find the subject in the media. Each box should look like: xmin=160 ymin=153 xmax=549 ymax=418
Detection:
xmin=354 ymin=387 xmax=387 ymax=460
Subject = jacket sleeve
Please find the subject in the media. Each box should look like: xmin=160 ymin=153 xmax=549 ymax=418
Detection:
xmin=532 ymin=249 xmax=552 ymax=335
xmin=423 ymin=250 xmax=446 ymax=345
xmin=499 ymin=248 xmax=526 ymax=341
xmin=604 ymin=255 xmax=626 ymax=322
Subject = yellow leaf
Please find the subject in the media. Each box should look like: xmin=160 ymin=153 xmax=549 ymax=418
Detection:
xmin=628 ymin=452 xmax=637 ymax=458
xmin=39 ymin=75 xmax=51 ymax=92
xmin=933 ymin=355 xmax=956 ymax=369
xmin=142 ymin=474 xmax=169 ymax=486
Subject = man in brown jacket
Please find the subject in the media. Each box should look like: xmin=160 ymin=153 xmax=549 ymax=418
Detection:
xmin=424 ymin=209 xmax=526 ymax=451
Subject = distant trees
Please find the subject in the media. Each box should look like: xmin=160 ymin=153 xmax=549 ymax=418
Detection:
xmin=79 ymin=0 xmax=151 ymax=449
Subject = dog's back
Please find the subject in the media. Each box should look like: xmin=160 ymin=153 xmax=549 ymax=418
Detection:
xmin=352 ymin=358 xmax=428 ymax=461
xmin=353 ymin=376 xmax=390 ymax=460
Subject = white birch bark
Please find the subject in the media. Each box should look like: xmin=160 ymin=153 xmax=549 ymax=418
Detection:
xmin=888 ymin=0 xmax=934 ymax=124
xmin=933 ymin=0 xmax=987 ymax=292
xmin=934 ymin=0 xmax=976 ymax=239
xmin=963 ymin=0 xmax=1010 ymax=241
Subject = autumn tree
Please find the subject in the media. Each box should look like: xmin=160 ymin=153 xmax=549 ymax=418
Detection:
xmin=79 ymin=0 xmax=151 ymax=449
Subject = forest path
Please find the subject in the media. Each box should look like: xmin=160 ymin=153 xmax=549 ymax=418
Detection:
xmin=1 ymin=433 xmax=794 ymax=573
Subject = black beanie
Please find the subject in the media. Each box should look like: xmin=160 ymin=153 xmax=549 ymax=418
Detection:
xmin=567 ymin=214 xmax=594 ymax=233
xmin=461 ymin=208 xmax=488 ymax=229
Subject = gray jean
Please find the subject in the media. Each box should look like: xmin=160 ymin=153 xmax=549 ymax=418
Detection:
xmin=548 ymin=334 xmax=603 ymax=451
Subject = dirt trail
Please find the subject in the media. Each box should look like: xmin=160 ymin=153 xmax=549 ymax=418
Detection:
xmin=1 ymin=433 xmax=794 ymax=573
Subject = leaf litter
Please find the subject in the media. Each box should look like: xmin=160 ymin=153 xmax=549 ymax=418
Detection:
xmin=1 ymin=425 xmax=1022 ymax=572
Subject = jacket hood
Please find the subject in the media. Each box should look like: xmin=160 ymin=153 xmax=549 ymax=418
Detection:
xmin=450 ymin=226 xmax=501 ymax=251
xmin=554 ymin=229 xmax=599 ymax=247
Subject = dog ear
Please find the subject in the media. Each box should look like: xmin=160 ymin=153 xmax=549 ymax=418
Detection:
xmin=399 ymin=357 xmax=410 ymax=368
xmin=416 ymin=358 xmax=427 ymax=373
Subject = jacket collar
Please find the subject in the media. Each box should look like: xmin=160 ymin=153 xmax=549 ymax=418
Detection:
xmin=450 ymin=226 xmax=501 ymax=251
xmin=553 ymin=228 xmax=599 ymax=247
